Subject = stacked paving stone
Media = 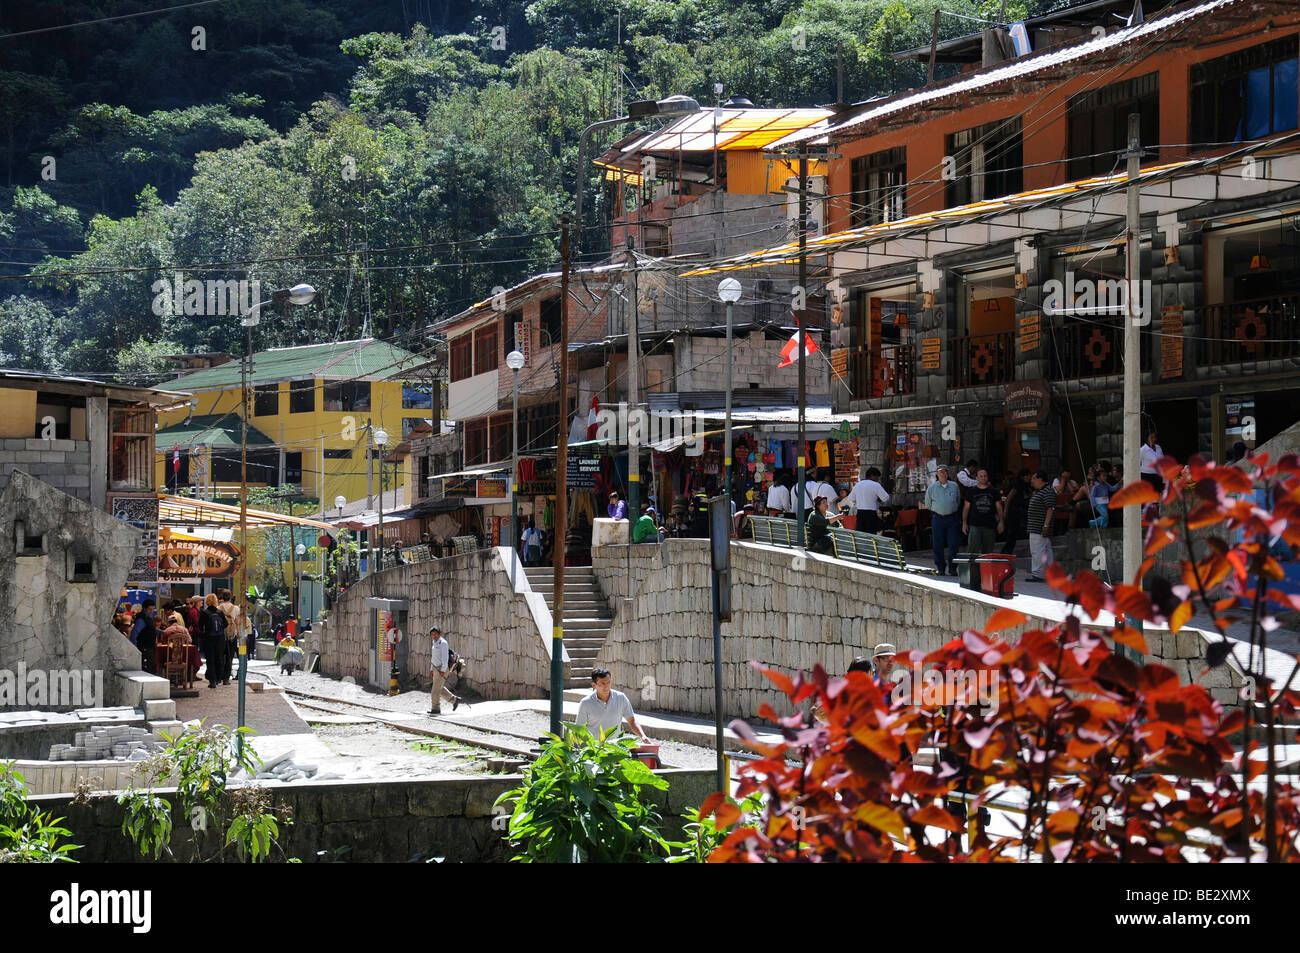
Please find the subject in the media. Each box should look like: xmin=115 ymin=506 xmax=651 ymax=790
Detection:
xmin=48 ymin=725 xmax=166 ymax=761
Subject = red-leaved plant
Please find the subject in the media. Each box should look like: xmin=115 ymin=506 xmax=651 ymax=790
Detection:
xmin=702 ymin=454 xmax=1300 ymax=862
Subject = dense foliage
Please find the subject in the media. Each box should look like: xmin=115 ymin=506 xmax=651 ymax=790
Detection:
xmin=704 ymin=455 xmax=1300 ymax=862
xmin=0 ymin=0 xmax=1036 ymax=381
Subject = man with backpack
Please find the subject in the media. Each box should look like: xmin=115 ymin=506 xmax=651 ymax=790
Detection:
xmin=428 ymin=626 xmax=461 ymax=715
xmin=199 ymin=593 xmax=228 ymax=689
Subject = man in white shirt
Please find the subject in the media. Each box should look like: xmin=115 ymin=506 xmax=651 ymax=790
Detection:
xmin=428 ymin=626 xmax=461 ymax=715
xmin=575 ymin=667 xmax=649 ymax=742
xmin=803 ymin=469 xmax=837 ymax=513
xmin=956 ymin=460 xmax=979 ymax=490
xmin=847 ymin=467 xmax=891 ymax=534
xmin=1140 ymin=432 xmax=1165 ymax=492
xmin=766 ymin=479 xmax=792 ymax=518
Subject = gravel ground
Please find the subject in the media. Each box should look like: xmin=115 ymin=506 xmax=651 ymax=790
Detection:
xmin=310 ymin=723 xmax=507 ymax=779
xmin=254 ymin=660 xmax=463 ymax=714
xmin=448 ymin=708 xmax=722 ymax=771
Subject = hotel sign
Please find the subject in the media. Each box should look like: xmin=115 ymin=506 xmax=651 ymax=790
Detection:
xmin=1004 ymin=380 xmax=1051 ymax=426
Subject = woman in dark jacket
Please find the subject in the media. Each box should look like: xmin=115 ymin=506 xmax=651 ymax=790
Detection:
xmin=198 ymin=594 xmax=226 ymax=689
xmin=1000 ymin=468 xmax=1032 ymax=555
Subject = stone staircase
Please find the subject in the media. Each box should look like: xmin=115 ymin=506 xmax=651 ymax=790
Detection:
xmin=522 ymin=566 xmax=613 ymax=689
xmin=115 ymin=670 xmax=184 ymax=736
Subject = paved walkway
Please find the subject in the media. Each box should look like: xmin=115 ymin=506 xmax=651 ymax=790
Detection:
xmin=172 ymin=677 xmax=311 ymax=737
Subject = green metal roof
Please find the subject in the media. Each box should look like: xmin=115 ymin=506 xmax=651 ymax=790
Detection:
xmin=169 ymin=338 xmax=425 ymax=391
xmin=156 ymin=414 xmax=274 ymax=448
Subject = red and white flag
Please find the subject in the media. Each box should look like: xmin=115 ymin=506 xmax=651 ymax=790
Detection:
xmin=585 ymin=394 xmax=600 ymax=440
xmin=777 ymin=329 xmax=819 ymax=369
xmin=172 ymin=444 xmax=181 ymax=475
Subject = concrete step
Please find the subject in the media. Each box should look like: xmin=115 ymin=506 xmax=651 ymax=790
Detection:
xmin=115 ymin=671 xmax=171 ymax=706
xmin=142 ymin=698 xmax=175 ymax=721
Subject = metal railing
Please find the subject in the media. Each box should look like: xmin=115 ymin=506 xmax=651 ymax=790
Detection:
xmin=1050 ymin=317 xmax=1151 ymax=378
xmin=848 ymin=343 xmax=916 ymax=400
xmin=1198 ymin=292 xmax=1300 ymax=368
xmin=950 ymin=331 xmax=1014 ymax=388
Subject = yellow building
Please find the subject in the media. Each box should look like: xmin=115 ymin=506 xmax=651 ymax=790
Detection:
xmin=156 ymin=339 xmax=434 ymax=507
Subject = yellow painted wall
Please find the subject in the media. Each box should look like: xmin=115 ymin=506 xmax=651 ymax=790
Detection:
xmin=155 ymin=379 xmax=430 ymax=504
xmin=726 ymin=152 xmax=827 ymax=194
xmin=0 ymin=387 xmax=37 ymax=438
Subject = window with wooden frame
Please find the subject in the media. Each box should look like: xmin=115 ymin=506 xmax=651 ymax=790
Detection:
xmin=109 ymin=406 xmax=153 ymax=491
xmin=474 ymin=325 xmax=499 ymax=374
xmin=450 ymin=336 xmax=473 ymax=382
xmin=946 ymin=117 xmax=1023 ymax=207
xmin=464 ymin=419 xmax=487 ymax=466
xmin=1191 ymin=36 xmax=1299 ymax=147
xmin=849 ymin=147 xmax=906 ymax=228
xmin=489 ymin=413 xmax=512 ymax=463
xmin=1067 ymin=73 xmax=1159 ymax=179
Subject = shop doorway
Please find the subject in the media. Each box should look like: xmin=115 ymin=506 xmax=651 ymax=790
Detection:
xmin=1060 ymin=406 xmax=1097 ymax=479
xmin=1145 ymin=399 xmax=1199 ymax=464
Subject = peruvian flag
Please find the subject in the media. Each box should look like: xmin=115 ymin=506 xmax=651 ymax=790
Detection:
xmin=585 ymin=394 xmax=600 ymax=440
xmin=777 ymin=328 xmax=819 ymax=369
xmin=172 ymin=444 xmax=181 ymax=475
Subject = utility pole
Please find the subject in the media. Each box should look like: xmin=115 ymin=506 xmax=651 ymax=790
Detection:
xmin=551 ymin=216 xmax=571 ymax=736
xmin=1123 ymin=113 xmax=1142 ymax=596
xmin=796 ymin=151 xmax=809 ymax=529
xmin=627 ymin=238 xmax=640 ymax=542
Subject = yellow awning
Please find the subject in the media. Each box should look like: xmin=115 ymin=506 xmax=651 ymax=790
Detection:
xmin=157 ymin=494 xmax=336 ymax=531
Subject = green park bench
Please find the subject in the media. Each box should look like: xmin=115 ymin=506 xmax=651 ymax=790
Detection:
xmin=750 ymin=515 xmax=923 ymax=575
xmin=451 ymin=535 xmax=480 ymax=555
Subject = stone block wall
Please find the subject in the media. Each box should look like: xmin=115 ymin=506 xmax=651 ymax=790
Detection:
xmin=29 ymin=769 xmax=716 ymax=862
xmin=591 ymin=537 xmax=1245 ymax=720
xmin=320 ymin=547 xmax=557 ymax=700
xmin=0 ymin=439 xmax=94 ymax=505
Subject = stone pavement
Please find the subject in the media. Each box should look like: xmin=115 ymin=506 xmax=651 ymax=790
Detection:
xmin=172 ymin=677 xmax=310 ymax=737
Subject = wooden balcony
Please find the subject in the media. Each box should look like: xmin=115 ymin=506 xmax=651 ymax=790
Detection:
xmin=848 ymin=344 xmax=916 ymax=401
xmin=1198 ymin=293 xmax=1300 ymax=368
xmin=950 ymin=331 xmax=1014 ymax=388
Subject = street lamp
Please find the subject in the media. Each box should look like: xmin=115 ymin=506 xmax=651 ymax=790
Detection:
xmin=373 ymin=428 xmax=388 ymax=573
xmin=235 ymin=283 xmax=315 ymax=762
xmin=717 ymin=278 xmax=742 ymax=529
xmin=334 ymin=494 xmax=347 ymax=518
xmin=554 ymin=96 xmax=702 ymax=736
xmin=294 ymin=543 xmax=306 ymax=622
xmin=506 ymin=349 xmax=525 ymax=590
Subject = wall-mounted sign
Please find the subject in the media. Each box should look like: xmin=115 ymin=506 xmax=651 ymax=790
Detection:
xmin=1018 ymin=313 xmax=1041 ymax=353
xmin=829 ymin=421 xmax=859 ymax=441
xmin=514 ymin=320 xmax=531 ymax=366
xmin=476 ymin=478 xmax=508 ymax=499
xmin=158 ymin=539 xmax=241 ymax=579
xmin=920 ymin=336 xmax=942 ymax=371
xmin=442 ymin=477 xmax=478 ymax=498
xmin=112 ymin=496 xmax=159 ymax=585
xmin=1160 ymin=305 xmax=1183 ymax=380
xmin=1004 ymin=379 xmax=1051 ymax=426
xmin=566 ymin=453 xmax=602 ymax=488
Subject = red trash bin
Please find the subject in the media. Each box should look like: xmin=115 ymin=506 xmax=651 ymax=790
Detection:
xmin=978 ymin=554 xmax=1017 ymax=598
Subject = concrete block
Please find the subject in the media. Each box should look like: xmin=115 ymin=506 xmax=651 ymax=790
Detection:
xmin=143 ymin=698 xmax=175 ymax=720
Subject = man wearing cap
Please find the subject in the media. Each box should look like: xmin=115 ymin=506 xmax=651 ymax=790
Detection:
xmin=924 ymin=465 xmax=961 ymax=575
xmin=607 ymin=491 xmax=628 ymax=521
xmin=633 ymin=505 xmax=662 ymax=543
xmin=872 ymin=643 xmax=898 ymax=687
xmin=427 ymin=626 xmax=461 ymax=715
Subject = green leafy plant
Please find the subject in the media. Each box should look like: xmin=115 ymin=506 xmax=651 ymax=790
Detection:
xmin=118 ymin=721 xmax=296 ymax=862
xmin=672 ymin=791 xmax=764 ymax=863
xmin=0 ymin=762 xmax=79 ymax=863
xmin=495 ymin=726 xmax=673 ymax=863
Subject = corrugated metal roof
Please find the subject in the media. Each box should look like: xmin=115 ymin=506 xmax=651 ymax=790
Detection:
xmin=620 ymin=108 xmax=832 ymax=156
xmin=168 ymin=338 xmax=425 ymax=391
xmin=156 ymin=413 xmax=275 ymax=448
xmin=778 ymin=0 xmax=1245 ymax=147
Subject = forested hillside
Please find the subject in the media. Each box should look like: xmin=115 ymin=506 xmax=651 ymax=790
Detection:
xmin=0 ymin=0 xmax=1042 ymax=381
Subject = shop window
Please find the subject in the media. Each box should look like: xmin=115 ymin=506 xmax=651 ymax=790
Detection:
xmin=450 ymin=336 xmax=473 ymax=382
xmin=1067 ymin=73 xmax=1159 ymax=179
xmin=323 ymin=381 xmax=370 ymax=412
xmin=946 ymin=117 xmax=1023 ymax=207
xmin=889 ymin=421 xmax=938 ymax=493
xmin=253 ymin=384 xmax=279 ymax=417
xmin=289 ymin=380 xmax=315 ymax=414
xmin=850 ymin=147 xmax=906 ymax=227
xmin=109 ymin=407 xmax=153 ymax=491
xmin=474 ymin=326 xmax=499 ymax=374
xmin=1192 ymin=36 xmax=1299 ymax=146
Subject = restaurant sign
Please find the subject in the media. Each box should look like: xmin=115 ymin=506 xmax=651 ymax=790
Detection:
xmin=158 ymin=539 xmax=241 ymax=578
xmin=1004 ymin=380 xmax=1051 ymax=426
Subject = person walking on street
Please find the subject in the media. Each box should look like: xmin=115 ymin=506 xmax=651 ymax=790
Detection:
xmin=962 ymin=469 xmax=1003 ymax=557
xmin=847 ymin=467 xmax=890 ymax=534
xmin=428 ymin=626 xmax=460 ymax=715
xmin=199 ymin=593 xmax=227 ymax=689
xmin=575 ymin=667 xmax=650 ymax=742
xmin=924 ymin=465 xmax=961 ymax=575
xmin=216 ymin=589 xmax=242 ymax=686
xmin=1140 ymin=432 xmax=1165 ymax=494
xmin=521 ymin=518 xmax=543 ymax=565
xmin=1026 ymin=470 xmax=1057 ymax=582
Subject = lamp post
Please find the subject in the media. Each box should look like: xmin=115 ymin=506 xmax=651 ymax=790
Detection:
xmin=506 ymin=349 xmax=525 ymax=589
xmin=294 ymin=543 xmax=306 ymax=623
xmin=334 ymin=494 xmax=347 ymax=519
xmin=236 ymin=282 xmax=315 ymax=763
xmin=555 ymin=94 xmax=702 ymax=734
xmin=717 ymin=278 xmax=741 ymax=527
xmin=373 ymin=428 xmax=388 ymax=573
